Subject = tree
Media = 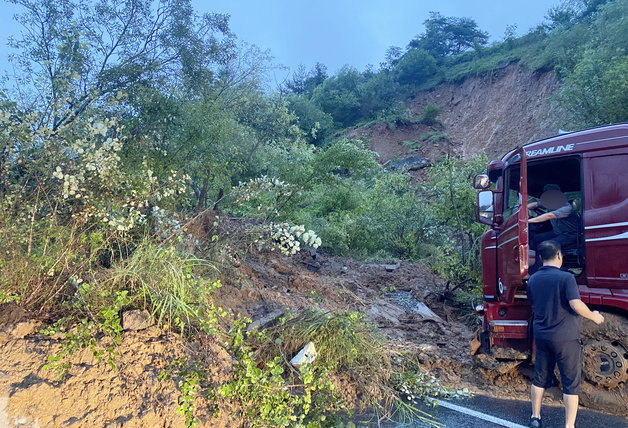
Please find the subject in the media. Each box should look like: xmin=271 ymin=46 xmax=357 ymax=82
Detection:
xmin=394 ymin=49 xmax=439 ymax=86
xmin=285 ymin=62 xmax=328 ymax=97
xmin=408 ymin=12 xmax=489 ymax=58
xmin=555 ymin=0 xmax=628 ymax=127
xmin=381 ymin=46 xmax=403 ymax=70
xmin=8 ymin=0 xmax=234 ymax=130
xmin=311 ymin=66 xmax=363 ymax=128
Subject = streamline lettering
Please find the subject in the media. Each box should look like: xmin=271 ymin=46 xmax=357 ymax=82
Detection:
xmin=526 ymin=144 xmax=575 ymax=158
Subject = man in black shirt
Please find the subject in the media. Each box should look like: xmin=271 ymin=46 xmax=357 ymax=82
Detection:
xmin=527 ymin=240 xmax=604 ymax=428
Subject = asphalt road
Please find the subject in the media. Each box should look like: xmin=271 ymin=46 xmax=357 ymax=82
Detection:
xmin=426 ymin=395 xmax=626 ymax=428
xmin=371 ymin=394 xmax=628 ymax=428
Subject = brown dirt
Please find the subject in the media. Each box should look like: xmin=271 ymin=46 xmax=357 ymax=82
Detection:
xmin=0 ymin=237 xmax=536 ymax=426
xmin=348 ymin=63 xmax=568 ymax=168
xmin=0 ymin=319 xmax=239 ymax=428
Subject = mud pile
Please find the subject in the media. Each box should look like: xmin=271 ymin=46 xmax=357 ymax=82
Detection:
xmin=0 ymin=221 xmax=535 ymax=426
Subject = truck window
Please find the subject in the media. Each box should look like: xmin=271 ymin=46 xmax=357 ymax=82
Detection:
xmin=504 ymin=166 xmax=520 ymax=218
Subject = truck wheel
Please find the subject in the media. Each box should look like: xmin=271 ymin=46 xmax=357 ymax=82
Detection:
xmin=579 ymin=313 xmax=628 ymax=415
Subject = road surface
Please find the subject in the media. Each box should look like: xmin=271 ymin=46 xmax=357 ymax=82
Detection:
xmin=367 ymin=394 xmax=628 ymax=427
xmin=423 ymin=395 xmax=627 ymax=427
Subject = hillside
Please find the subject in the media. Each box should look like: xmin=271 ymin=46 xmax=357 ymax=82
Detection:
xmin=350 ymin=63 xmax=567 ymax=167
xmin=1 ymin=219 xmax=531 ymax=427
xmin=0 ymin=62 xmax=570 ymax=424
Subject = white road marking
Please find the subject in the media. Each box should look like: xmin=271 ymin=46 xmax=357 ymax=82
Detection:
xmin=432 ymin=399 xmax=528 ymax=428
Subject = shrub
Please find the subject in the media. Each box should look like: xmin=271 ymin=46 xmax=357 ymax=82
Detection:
xmin=219 ymin=316 xmax=338 ymax=427
xmin=416 ymin=104 xmax=443 ymax=126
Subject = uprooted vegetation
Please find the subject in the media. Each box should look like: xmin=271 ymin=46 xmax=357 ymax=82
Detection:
xmin=1 ymin=213 xmax=483 ymax=427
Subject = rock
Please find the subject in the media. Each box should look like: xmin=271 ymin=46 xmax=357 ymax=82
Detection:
xmin=411 ymin=301 xmax=444 ymax=323
xmin=245 ymin=310 xmax=284 ymax=332
xmin=306 ymin=262 xmax=320 ymax=272
xmin=10 ymin=321 xmax=41 ymax=338
xmin=122 ymin=310 xmax=154 ymax=331
xmin=368 ymin=300 xmax=405 ymax=325
xmin=290 ymin=342 xmax=317 ymax=367
xmin=390 ymin=156 xmax=430 ymax=171
xmin=384 ymin=262 xmax=400 ymax=272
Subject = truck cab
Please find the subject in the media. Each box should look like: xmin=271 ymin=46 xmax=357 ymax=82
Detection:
xmin=474 ymin=124 xmax=628 ymax=413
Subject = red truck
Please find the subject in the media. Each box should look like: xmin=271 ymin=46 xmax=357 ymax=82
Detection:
xmin=473 ymin=123 xmax=628 ymax=414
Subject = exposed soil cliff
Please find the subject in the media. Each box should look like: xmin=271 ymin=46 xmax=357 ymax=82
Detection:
xmin=350 ymin=63 xmax=568 ymax=167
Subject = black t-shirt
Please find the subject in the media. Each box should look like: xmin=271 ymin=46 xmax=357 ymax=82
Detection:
xmin=527 ymin=266 xmax=581 ymax=341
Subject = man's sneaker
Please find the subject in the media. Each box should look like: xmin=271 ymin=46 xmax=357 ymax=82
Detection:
xmin=530 ymin=416 xmax=542 ymax=428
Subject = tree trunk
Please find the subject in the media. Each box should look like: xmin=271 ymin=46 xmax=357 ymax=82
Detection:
xmin=196 ymin=176 xmax=210 ymax=211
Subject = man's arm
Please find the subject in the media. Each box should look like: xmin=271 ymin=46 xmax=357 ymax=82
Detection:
xmin=529 ymin=211 xmax=557 ymax=223
xmin=569 ymin=299 xmax=605 ymax=324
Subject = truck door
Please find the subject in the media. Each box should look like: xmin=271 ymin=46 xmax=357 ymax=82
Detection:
xmin=496 ymin=148 xmax=529 ymax=303
xmin=584 ymin=154 xmax=628 ymax=290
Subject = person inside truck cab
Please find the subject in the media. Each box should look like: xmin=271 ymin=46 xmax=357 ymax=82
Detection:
xmin=527 ymin=184 xmax=580 ymax=253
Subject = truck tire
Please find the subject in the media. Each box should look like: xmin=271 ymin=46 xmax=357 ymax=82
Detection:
xmin=579 ymin=313 xmax=628 ymax=415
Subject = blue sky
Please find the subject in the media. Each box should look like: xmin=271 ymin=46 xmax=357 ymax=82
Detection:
xmin=1 ymin=0 xmax=561 ymax=80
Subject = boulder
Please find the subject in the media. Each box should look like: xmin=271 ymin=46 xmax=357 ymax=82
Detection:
xmin=390 ymin=156 xmax=430 ymax=171
xmin=122 ymin=309 xmax=154 ymax=331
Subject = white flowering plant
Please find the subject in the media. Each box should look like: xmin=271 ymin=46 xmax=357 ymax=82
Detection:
xmin=0 ymin=106 xmax=191 ymax=308
xmin=229 ymin=176 xmax=296 ymax=220
xmin=256 ymin=222 xmax=322 ymax=256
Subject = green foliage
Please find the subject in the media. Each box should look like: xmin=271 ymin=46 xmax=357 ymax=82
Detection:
xmin=287 ymin=95 xmax=334 ymax=145
xmin=286 ymin=63 xmax=329 ymax=97
xmin=424 ymin=154 xmax=490 ymax=282
xmin=218 ymin=317 xmax=338 ymax=427
xmin=416 ymin=104 xmax=443 ymax=127
xmin=159 ymin=357 xmax=219 ymax=427
xmin=41 ymin=289 xmax=130 ymax=379
xmin=421 ymin=131 xmax=450 ymax=145
xmin=394 ymin=49 xmax=440 ymax=86
xmin=554 ymin=0 xmax=628 ymax=126
xmin=310 ymin=66 xmax=405 ymax=129
xmin=311 ymin=67 xmax=364 ymax=128
xmin=559 ymin=53 xmax=628 ymax=126
xmin=401 ymin=140 xmax=422 ymax=152
xmin=408 ymin=12 xmax=489 ymax=58
xmin=107 ymin=243 xmax=224 ymax=334
xmin=273 ymin=311 xmax=388 ymax=375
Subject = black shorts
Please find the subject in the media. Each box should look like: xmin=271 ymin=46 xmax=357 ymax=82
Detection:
xmin=533 ymin=338 xmax=583 ymax=395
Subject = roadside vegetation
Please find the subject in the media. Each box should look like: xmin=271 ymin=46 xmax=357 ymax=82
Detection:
xmin=0 ymin=0 xmax=626 ymax=425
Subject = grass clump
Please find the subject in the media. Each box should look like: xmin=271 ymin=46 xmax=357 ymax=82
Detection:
xmin=259 ymin=310 xmax=446 ymax=425
xmin=271 ymin=311 xmax=388 ymax=376
xmin=401 ymin=140 xmax=422 ymax=152
xmin=421 ymin=131 xmax=451 ymax=145
xmin=106 ymin=242 xmax=224 ymax=335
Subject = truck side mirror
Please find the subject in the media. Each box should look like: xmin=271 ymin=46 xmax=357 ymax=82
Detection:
xmin=477 ymin=190 xmax=494 ymax=225
xmin=473 ymin=174 xmax=491 ymax=189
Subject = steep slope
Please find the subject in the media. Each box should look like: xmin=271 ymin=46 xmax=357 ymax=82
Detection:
xmin=411 ymin=63 xmax=567 ymax=159
xmin=352 ymin=63 xmax=568 ymax=164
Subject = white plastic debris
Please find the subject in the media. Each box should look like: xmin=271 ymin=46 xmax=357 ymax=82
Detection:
xmin=290 ymin=342 xmax=318 ymax=367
